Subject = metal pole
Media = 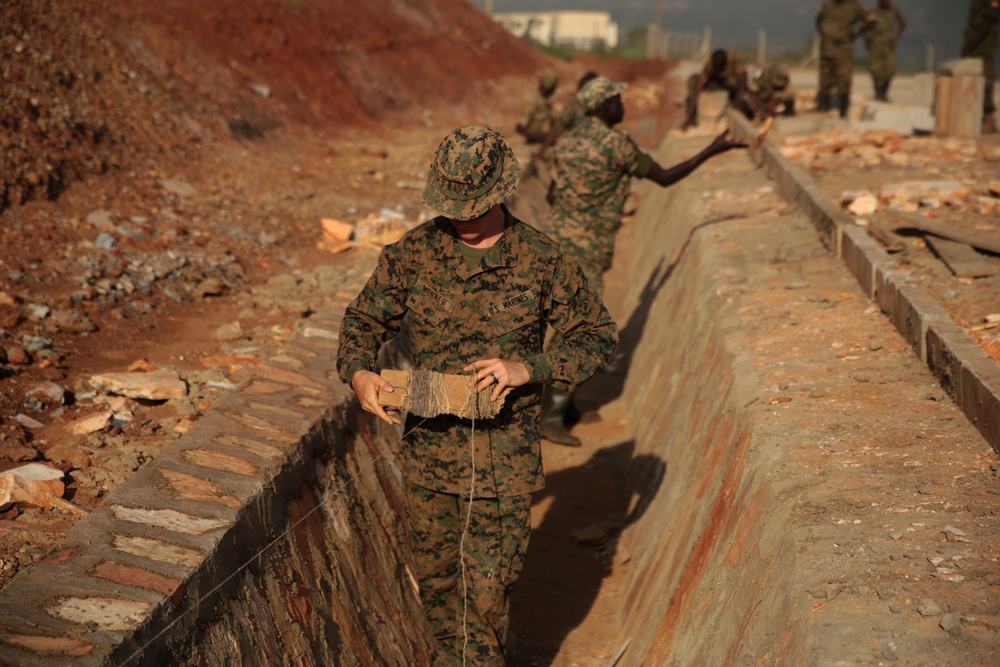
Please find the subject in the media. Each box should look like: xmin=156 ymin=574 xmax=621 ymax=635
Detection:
xmin=651 ymin=0 xmax=662 ymax=58
xmin=703 ymin=26 xmax=712 ymax=58
xmin=758 ymin=29 xmax=766 ymax=66
xmin=927 ymin=43 xmax=935 ymax=72
xmin=485 ymin=0 xmax=493 ymax=16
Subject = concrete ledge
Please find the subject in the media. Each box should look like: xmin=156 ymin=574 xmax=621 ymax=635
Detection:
xmin=729 ymin=111 xmax=1000 ymax=452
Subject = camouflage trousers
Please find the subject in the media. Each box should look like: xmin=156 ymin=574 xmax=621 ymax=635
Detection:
xmin=819 ymin=40 xmax=855 ymax=97
xmin=975 ymin=53 xmax=997 ymax=114
xmin=868 ymin=44 xmax=897 ymax=81
xmin=403 ymin=479 xmax=532 ymax=666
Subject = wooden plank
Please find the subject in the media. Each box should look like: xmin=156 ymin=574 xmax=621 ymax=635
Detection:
xmin=879 ymin=209 xmax=1000 ymax=255
xmin=867 ymin=219 xmax=906 ymax=253
xmin=925 ymin=235 xmax=1000 ymax=278
xmin=0 ymin=519 xmax=71 ymax=536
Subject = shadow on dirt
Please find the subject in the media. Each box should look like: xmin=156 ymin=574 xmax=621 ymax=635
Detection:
xmin=508 ymin=441 xmax=665 ymax=665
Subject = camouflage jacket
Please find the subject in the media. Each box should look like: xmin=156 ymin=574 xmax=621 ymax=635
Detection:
xmin=963 ymin=0 xmax=1000 ymax=58
xmin=868 ymin=4 xmax=905 ymax=49
xmin=337 ymin=205 xmax=617 ymax=496
xmin=753 ymin=64 xmax=792 ymax=102
xmin=557 ymin=97 xmax=586 ymax=133
xmin=698 ymin=50 xmax=746 ymax=90
xmin=817 ymin=0 xmax=873 ymax=44
xmin=517 ymin=92 xmax=554 ymax=137
xmin=548 ymin=117 xmax=653 ymax=237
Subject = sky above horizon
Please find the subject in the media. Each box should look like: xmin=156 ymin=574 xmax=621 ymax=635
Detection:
xmin=469 ymin=1 xmax=978 ymax=71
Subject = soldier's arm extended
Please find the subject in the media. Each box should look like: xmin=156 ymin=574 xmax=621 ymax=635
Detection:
xmin=645 ymin=130 xmax=747 ymax=189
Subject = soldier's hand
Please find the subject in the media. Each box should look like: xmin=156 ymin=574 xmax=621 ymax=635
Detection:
xmin=350 ymin=370 xmax=401 ymax=425
xmin=465 ymin=359 xmax=530 ymax=402
xmin=709 ymin=129 xmax=748 ymax=153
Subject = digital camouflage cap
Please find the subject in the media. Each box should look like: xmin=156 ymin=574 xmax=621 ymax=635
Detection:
xmin=422 ymin=125 xmax=521 ymax=221
xmin=577 ymin=76 xmax=628 ymax=113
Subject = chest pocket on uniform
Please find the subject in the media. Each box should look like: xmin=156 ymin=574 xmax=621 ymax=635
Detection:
xmin=489 ymin=289 xmax=542 ymax=349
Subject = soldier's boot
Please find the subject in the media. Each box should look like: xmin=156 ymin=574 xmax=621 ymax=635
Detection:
xmin=837 ymin=94 xmax=850 ymax=119
xmin=783 ymin=99 xmax=796 ymax=117
xmin=876 ymin=80 xmax=890 ymax=102
xmin=816 ymin=93 xmax=831 ymax=112
xmin=539 ymin=387 xmax=581 ymax=447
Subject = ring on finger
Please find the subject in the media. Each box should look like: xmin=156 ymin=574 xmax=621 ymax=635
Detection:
xmin=490 ymin=372 xmax=499 ymax=384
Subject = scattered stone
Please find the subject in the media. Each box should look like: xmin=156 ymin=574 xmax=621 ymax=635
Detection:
xmin=211 ymin=322 xmax=245 ymax=341
xmin=881 ymin=643 xmax=897 ymax=661
xmin=918 ymin=599 xmax=943 ymax=616
xmin=86 ymin=210 xmax=114 ymax=229
xmin=95 ymin=232 xmax=118 ymax=250
xmin=12 ymin=414 xmax=43 ymax=429
xmin=853 ymin=373 xmax=870 ymax=383
xmin=65 ymin=410 xmax=113 ymax=435
xmin=809 ymin=388 xmax=828 ymax=398
xmin=918 ymin=486 xmax=933 ymax=495
xmin=825 ymin=583 xmax=845 ymax=600
xmin=940 ymin=613 xmax=962 ymax=636
xmin=0 ymin=463 xmax=86 ymax=515
xmin=889 ymin=603 xmax=903 ymax=614
xmin=88 ymin=370 xmax=187 ymax=400
xmin=51 ymin=309 xmax=97 ymax=334
xmin=868 ymin=341 xmax=883 ymax=351
xmin=43 ymin=443 xmax=92 ymax=469
xmin=25 ymin=382 xmax=66 ymax=408
xmin=22 ymin=336 xmax=52 ymax=352
xmin=943 ymin=525 xmax=970 ymax=542
xmin=193 ymin=278 xmax=226 ymax=299
xmin=160 ymin=179 xmax=197 ymax=198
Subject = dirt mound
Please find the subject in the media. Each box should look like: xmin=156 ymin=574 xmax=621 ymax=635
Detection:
xmin=0 ymin=0 xmax=542 ymax=211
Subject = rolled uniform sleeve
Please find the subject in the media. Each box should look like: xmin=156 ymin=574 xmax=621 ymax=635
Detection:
xmin=336 ymin=243 xmax=409 ymax=384
xmin=524 ymin=253 xmax=617 ymax=391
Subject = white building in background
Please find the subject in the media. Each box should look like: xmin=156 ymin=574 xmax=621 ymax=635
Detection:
xmin=494 ymin=11 xmax=619 ymax=50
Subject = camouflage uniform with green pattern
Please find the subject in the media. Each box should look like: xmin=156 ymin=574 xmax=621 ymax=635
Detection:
xmin=867 ymin=3 xmax=905 ymax=85
xmin=338 ymin=127 xmax=616 ymax=663
xmin=963 ymin=0 xmax=1000 ymax=114
xmin=688 ymin=49 xmax=746 ymax=101
xmin=817 ymin=0 xmax=873 ymax=100
xmin=753 ymin=64 xmax=795 ymax=113
xmin=556 ymin=96 xmax=586 ymax=133
xmin=547 ymin=117 xmax=653 ymax=294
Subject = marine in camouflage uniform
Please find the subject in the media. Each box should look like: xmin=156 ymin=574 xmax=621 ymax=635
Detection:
xmin=962 ymin=0 xmax=1000 ymax=130
xmin=515 ymin=68 xmax=559 ymax=144
xmin=684 ymin=49 xmax=753 ymax=128
xmin=751 ymin=63 xmax=796 ymax=118
xmin=540 ymin=77 xmax=745 ymax=446
xmin=816 ymin=0 xmax=875 ymax=117
xmin=865 ymin=0 xmax=906 ymax=101
xmin=337 ymin=125 xmax=617 ymax=665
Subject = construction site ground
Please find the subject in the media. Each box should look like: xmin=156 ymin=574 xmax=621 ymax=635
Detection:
xmin=2 ymin=1 xmax=1000 ymax=664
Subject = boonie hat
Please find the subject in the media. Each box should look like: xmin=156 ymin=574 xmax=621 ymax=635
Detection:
xmin=539 ymin=68 xmax=559 ymax=89
xmin=422 ymin=125 xmax=521 ymax=221
xmin=577 ymin=76 xmax=628 ymax=113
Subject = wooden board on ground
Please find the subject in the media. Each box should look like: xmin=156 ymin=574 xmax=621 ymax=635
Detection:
xmin=867 ymin=219 xmax=906 ymax=253
xmin=925 ymin=235 xmax=1000 ymax=278
xmin=879 ymin=209 xmax=1000 ymax=255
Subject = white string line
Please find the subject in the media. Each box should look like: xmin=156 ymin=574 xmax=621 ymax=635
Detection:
xmin=458 ymin=373 xmax=479 ymax=666
xmin=115 ymin=415 xmax=428 ymax=667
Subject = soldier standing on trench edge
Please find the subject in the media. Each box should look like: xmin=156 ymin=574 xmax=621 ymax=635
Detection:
xmin=538 ymin=76 xmax=746 ymax=447
xmin=962 ymin=0 xmax=1000 ymax=134
xmin=336 ymin=125 xmax=617 ymax=665
xmin=816 ymin=0 xmax=876 ymax=118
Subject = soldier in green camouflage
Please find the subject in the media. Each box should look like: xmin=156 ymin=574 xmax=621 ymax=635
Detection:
xmin=539 ymin=76 xmax=744 ymax=446
xmin=816 ymin=0 xmax=876 ymax=117
xmin=865 ymin=0 xmax=906 ymax=101
xmin=515 ymin=68 xmax=559 ymax=144
xmin=683 ymin=49 xmax=754 ymax=129
xmin=750 ymin=63 xmax=796 ymax=119
xmin=337 ymin=125 xmax=617 ymax=666
xmin=962 ymin=0 xmax=1000 ymax=133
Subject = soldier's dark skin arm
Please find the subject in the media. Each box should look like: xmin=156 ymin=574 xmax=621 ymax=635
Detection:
xmin=645 ymin=130 xmax=747 ymax=188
